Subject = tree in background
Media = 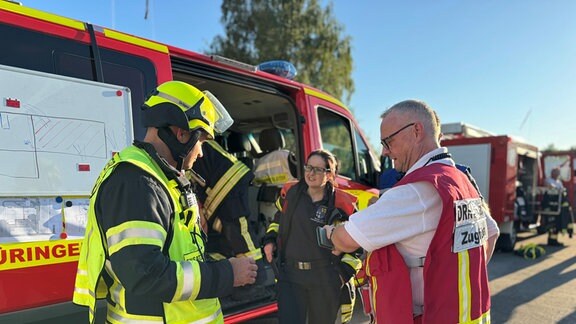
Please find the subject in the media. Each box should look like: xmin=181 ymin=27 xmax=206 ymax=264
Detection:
xmin=209 ymin=0 xmax=355 ymax=104
xmin=543 ymin=143 xmax=558 ymax=152
xmin=543 ymin=144 xmax=576 ymax=152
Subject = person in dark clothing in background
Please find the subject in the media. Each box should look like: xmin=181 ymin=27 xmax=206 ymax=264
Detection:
xmin=191 ymin=140 xmax=262 ymax=261
xmin=191 ymin=139 xmax=269 ymax=300
xmin=543 ymin=167 xmax=574 ymax=246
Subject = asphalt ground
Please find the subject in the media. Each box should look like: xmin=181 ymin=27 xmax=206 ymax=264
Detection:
xmin=8 ymin=230 xmax=572 ymax=323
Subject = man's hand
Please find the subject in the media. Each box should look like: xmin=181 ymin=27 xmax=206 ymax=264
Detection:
xmin=229 ymin=257 xmax=258 ymax=287
xmin=322 ymin=225 xmax=342 ymax=255
xmin=263 ymin=243 xmax=275 ymax=263
xmin=325 ymin=222 xmax=361 ymax=253
xmin=323 ymin=224 xmax=335 ymax=240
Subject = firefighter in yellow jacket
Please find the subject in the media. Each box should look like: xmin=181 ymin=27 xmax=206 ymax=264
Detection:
xmin=73 ymin=81 xmax=257 ymax=323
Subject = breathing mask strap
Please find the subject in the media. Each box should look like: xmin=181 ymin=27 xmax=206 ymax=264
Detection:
xmin=157 ymin=127 xmax=202 ymax=170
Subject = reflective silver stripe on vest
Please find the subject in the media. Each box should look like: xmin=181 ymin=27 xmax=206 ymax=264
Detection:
xmin=74 ymin=287 xmax=94 ymax=298
xmin=180 ymin=261 xmax=194 ymax=301
xmin=107 ymin=305 xmax=163 ymax=323
xmin=190 ymin=307 xmax=223 ymax=324
xmin=107 ymin=227 xmax=165 ymax=249
xmin=107 ymin=301 xmax=221 ymax=324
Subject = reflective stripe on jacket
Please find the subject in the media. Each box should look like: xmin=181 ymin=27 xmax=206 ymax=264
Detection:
xmin=73 ymin=145 xmax=223 ymax=323
xmin=196 ymin=140 xmax=252 ymax=221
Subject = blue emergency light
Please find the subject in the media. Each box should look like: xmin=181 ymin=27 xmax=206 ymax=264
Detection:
xmin=257 ymin=60 xmax=297 ymax=80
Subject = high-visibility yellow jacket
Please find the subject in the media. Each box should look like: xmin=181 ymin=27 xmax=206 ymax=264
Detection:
xmin=73 ymin=145 xmax=224 ymax=323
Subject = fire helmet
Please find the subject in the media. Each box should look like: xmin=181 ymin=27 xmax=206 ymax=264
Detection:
xmin=141 ymin=81 xmax=232 ymax=138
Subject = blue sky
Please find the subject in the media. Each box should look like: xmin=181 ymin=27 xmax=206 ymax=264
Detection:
xmin=23 ymin=1 xmax=576 ymax=150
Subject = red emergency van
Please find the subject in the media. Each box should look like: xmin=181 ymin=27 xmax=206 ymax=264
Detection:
xmin=0 ymin=1 xmax=380 ymax=322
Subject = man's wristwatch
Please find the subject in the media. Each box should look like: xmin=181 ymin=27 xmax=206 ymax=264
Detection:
xmin=328 ymin=225 xmax=335 ymax=241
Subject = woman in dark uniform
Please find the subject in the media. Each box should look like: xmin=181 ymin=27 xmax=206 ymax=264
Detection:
xmin=262 ymin=149 xmax=361 ymax=323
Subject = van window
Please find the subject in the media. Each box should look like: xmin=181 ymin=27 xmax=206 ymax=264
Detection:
xmin=354 ymin=128 xmax=377 ymax=186
xmin=317 ymin=108 xmax=355 ymax=179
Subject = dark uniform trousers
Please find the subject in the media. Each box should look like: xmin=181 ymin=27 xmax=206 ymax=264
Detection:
xmin=277 ymin=262 xmax=342 ymax=324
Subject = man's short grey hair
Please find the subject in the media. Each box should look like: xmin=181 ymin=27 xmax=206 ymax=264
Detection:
xmin=380 ymin=99 xmax=440 ymax=139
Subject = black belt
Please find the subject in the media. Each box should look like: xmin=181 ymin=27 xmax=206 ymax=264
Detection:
xmin=283 ymin=258 xmax=334 ymax=270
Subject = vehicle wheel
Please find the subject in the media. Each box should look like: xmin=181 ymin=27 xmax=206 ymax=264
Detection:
xmin=497 ymin=228 xmax=517 ymax=252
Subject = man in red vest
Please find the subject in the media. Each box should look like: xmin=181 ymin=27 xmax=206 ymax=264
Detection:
xmin=325 ymin=100 xmax=500 ymax=323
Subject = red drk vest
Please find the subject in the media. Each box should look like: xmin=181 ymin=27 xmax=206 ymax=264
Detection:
xmin=365 ymin=163 xmax=491 ymax=324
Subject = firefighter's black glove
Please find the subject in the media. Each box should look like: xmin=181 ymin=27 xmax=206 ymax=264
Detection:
xmin=261 ymin=227 xmax=277 ymax=247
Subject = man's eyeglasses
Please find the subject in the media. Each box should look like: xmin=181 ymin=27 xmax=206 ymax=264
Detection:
xmin=380 ymin=123 xmax=415 ymax=150
xmin=304 ymin=165 xmax=330 ymax=174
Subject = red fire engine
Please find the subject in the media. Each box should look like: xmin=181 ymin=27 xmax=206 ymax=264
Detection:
xmin=441 ymin=122 xmax=576 ymax=252
xmin=0 ymin=1 xmax=379 ymax=322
